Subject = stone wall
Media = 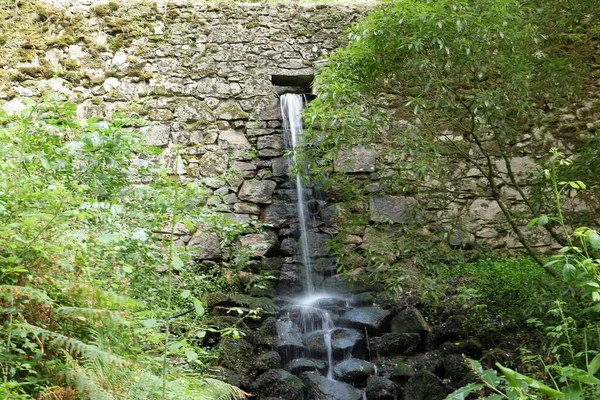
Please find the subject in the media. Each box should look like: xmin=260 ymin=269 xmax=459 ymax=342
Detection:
xmin=1 ymin=0 xmax=599 ymax=282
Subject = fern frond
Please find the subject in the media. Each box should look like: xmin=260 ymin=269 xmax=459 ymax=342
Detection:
xmin=67 ymin=282 xmax=140 ymax=310
xmin=55 ymin=307 xmax=127 ymax=324
xmin=62 ymin=367 xmax=116 ymax=400
xmin=0 ymin=284 xmax=54 ymax=306
xmin=15 ymin=323 xmax=127 ymax=366
xmin=197 ymin=378 xmax=250 ymax=400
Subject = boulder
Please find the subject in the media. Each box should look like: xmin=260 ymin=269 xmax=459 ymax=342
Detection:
xmin=287 ymin=358 xmax=328 ymax=375
xmin=219 ymin=129 xmax=251 ymax=150
xmin=253 ymin=369 xmax=305 ymax=399
xmin=197 ymin=151 xmax=229 ymax=177
xmin=303 ymin=328 xmax=364 ymax=357
xmin=403 ymin=370 xmax=450 ymax=400
xmin=369 ymin=196 xmax=417 ymax=224
xmin=301 ymin=371 xmax=362 ymax=400
xmin=390 ymin=307 xmax=430 ymax=335
xmin=275 ymin=320 xmax=305 ymax=355
xmin=365 ymin=376 xmax=399 ymax=400
xmin=333 ymin=359 xmax=377 ymax=383
xmin=218 ymin=336 xmax=254 ymax=376
xmin=238 ymin=180 xmax=277 ymax=204
xmin=262 ymin=201 xmax=297 ymax=228
xmin=187 ymin=232 xmax=221 ymax=260
xmin=339 ymin=306 xmax=394 ymax=335
xmin=238 ymin=231 xmax=279 ymax=257
xmin=255 ymin=351 xmax=282 ymax=374
xmin=369 ymin=333 xmax=421 ymax=356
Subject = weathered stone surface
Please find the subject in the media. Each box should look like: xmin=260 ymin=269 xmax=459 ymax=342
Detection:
xmin=333 ymin=359 xmax=377 ymax=383
xmin=253 ymin=369 xmax=305 ymax=400
xmin=369 ymin=333 xmax=421 ymax=356
xmin=219 ymin=129 xmax=252 ymax=150
xmin=333 ymin=145 xmax=377 ymax=173
xmin=275 ymin=320 xmax=305 ymax=354
xmin=369 ymin=196 xmax=418 ymax=223
xmin=301 ymin=371 xmax=362 ymax=400
xmin=287 ymin=358 xmax=328 ymax=375
xmin=303 ymin=328 xmax=364 ymax=357
xmin=255 ymin=351 xmax=282 ymax=374
xmin=447 ymin=229 xmax=476 ymax=249
xmin=263 ymin=201 xmax=297 ymax=228
xmin=197 ymin=152 xmax=229 ymax=177
xmin=403 ymin=370 xmax=450 ymax=400
xmin=365 ymin=376 xmax=399 ymax=400
xmin=390 ymin=307 xmax=430 ymax=335
xmin=187 ymin=232 xmax=221 ymax=260
xmin=339 ymin=306 xmax=394 ymax=334
xmin=238 ymin=231 xmax=279 ymax=257
xmin=238 ymin=180 xmax=277 ymax=204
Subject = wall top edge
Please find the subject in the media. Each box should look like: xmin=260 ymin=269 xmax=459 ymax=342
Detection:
xmin=39 ymin=0 xmax=379 ymax=11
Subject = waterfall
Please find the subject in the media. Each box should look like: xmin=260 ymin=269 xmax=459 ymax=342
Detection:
xmin=280 ymin=93 xmax=314 ymax=294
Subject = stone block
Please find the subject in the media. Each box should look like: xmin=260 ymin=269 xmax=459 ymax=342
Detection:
xmin=369 ymin=196 xmax=417 ymax=223
xmin=238 ymin=180 xmax=277 ymax=204
xmin=333 ymin=145 xmax=376 ymax=173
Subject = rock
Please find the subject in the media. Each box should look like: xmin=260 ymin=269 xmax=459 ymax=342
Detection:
xmin=263 ymin=200 xmax=297 ymax=228
xmin=255 ymin=351 xmax=282 ymax=374
xmin=303 ymin=328 xmax=364 ymax=357
xmin=333 ymin=359 xmax=377 ymax=383
xmin=426 ymin=315 xmax=466 ymax=350
xmin=349 ymin=293 xmax=375 ymax=307
xmin=410 ymin=351 xmax=444 ymax=374
xmin=257 ymin=134 xmax=284 ymax=150
xmin=272 ymin=156 xmax=289 ymax=177
xmin=275 ymin=320 xmax=305 ymax=355
xmin=197 ymin=151 xmax=229 ymax=177
xmin=301 ymin=371 xmax=362 ymax=400
xmin=187 ymin=232 xmax=221 ymax=260
xmin=256 ymin=317 xmax=277 ymax=347
xmin=219 ymin=129 xmax=252 ymax=150
xmin=287 ymin=358 xmax=328 ymax=375
xmin=447 ymin=229 xmax=475 ymax=249
xmin=238 ymin=231 xmax=279 ymax=257
xmin=439 ymin=339 xmax=482 ymax=357
xmin=390 ymin=361 xmax=415 ymax=382
xmin=339 ymin=306 xmax=394 ymax=335
xmin=204 ymin=292 xmax=230 ymax=308
xmin=403 ymin=370 xmax=450 ymax=400
xmin=238 ymin=180 xmax=277 ymax=204
xmin=365 ymin=376 xmax=399 ymax=400
xmin=262 ymin=257 xmax=283 ymax=271
xmin=369 ymin=333 xmax=421 ymax=356
xmin=218 ymin=336 xmax=254 ymax=376
xmin=369 ymin=196 xmax=418 ymax=224
xmin=253 ymin=369 xmax=305 ymax=399
xmin=280 ymin=237 xmax=297 ymax=256
xmin=441 ymin=354 xmax=473 ymax=386
xmin=390 ymin=307 xmax=430 ymax=335
xmin=333 ymin=145 xmax=376 ymax=173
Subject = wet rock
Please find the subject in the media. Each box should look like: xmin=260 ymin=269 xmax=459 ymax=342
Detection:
xmin=301 ymin=371 xmax=362 ymax=400
xmin=365 ymin=376 xmax=399 ymax=400
xmin=263 ymin=200 xmax=297 ymax=228
xmin=390 ymin=307 xmax=430 ymax=335
xmin=304 ymin=328 xmax=364 ymax=357
xmin=280 ymin=237 xmax=297 ymax=255
xmin=441 ymin=354 xmax=473 ymax=386
xmin=253 ymin=369 xmax=305 ymax=399
xmin=339 ymin=306 xmax=394 ymax=335
xmin=262 ymin=257 xmax=283 ymax=271
xmin=275 ymin=320 xmax=305 ymax=355
xmin=369 ymin=333 xmax=421 ymax=356
xmin=204 ymin=292 xmax=230 ymax=308
xmin=238 ymin=180 xmax=277 ymax=204
xmin=390 ymin=360 xmax=415 ymax=382
xmin=333 ymin=359 xmax=376 ymax=383
xmin=276 ymin=263 xmax=304 ymax=296
xmin=256 ymin=351 xmax=282 ymax=373
xmin=369 ymin=196 xmax=417 ymax=224
xmin=409 ymin=351 xmax=444 ymax=374
xmin=256 ymin=317 xmax=277 ymax=347
xmin=287 ymin=358 xmax=328 ymax=375
xmin=403 ymin=370 xmax=450 ymax=400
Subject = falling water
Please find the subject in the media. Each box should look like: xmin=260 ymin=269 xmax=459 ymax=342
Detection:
xmin=280 ymin=93 xmax=314 ymax=294
xmin=281 ymin=94 xmax=336 ymax=380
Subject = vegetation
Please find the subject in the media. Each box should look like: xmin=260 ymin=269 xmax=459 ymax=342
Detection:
xmin=0 ymin=94 xmax=248 ymax=399
xmin=303 ymin=0 xmax=600 ymax=398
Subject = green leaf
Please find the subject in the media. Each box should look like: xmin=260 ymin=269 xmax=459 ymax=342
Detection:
xmin=193 ymin=298 xmax=205 ymax=318
xmin=181 ymin=289 xmax=191 ymax=299
xmin=183 ymin=219 xmax=195 ymax=232
xmin=538 ymin=215 xmax=549 ymax=226
xmin=588 ymin=230 xmax=600 ymax=250
xmin=122 ymin=264 xmax=133 ymax=274
xmin=445 ymin=383 xmax=484 ymax=399
xmin=172 ymin=253 xmax=184 ymax=271
xmin=527 ymin=218 xmax=539 ymax=228
xmin=588 ymin=354 xmax=600 ymax=375
xmin=142 ymin=319 xmax=158 ymax=328
xmin=185 ymin=349 xmax=198 ymax=361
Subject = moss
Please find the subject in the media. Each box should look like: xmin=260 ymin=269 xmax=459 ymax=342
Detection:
xmin=46 ymin=35 xmax=76 ymax=48
xmin=14 ymin=49 xmax=37 ymax=63
xmin=90 ymin=4 xmax=110 ymax=17
xmin=63 ymin=58 xmax=80 ymax=70
xmin=18 ymin=66 xmax=51 ymax=79
xmin=0 ymin=35 xmax=8 ymax=46
xmin=107 ymin=35 xmax=125 ymax=52
xmin=91 ymin=97 xmax=103 ymax=105
xmin=129 ymin=70 xmax=153 ymax=82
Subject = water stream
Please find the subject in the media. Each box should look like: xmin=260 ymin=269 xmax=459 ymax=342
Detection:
xmin=280 ymin=93 xmax=338 ymax=380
